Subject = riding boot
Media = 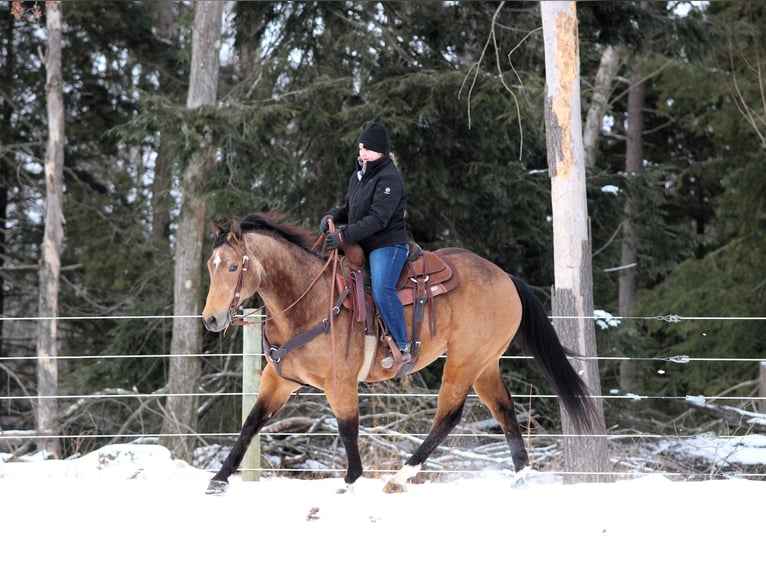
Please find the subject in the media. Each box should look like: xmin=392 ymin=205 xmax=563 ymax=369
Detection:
xmin=381 ymin=337 xmax=411 ymax=370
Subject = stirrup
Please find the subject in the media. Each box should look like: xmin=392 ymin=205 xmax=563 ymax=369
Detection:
xmin=381 ymin=348 xmax=411 ymax=370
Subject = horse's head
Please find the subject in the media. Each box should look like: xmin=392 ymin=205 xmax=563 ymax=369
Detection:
xmin=202 ymin=219 xmax=256 ymax=332
xmin=202 ymin=212 xmax=323 ymax=332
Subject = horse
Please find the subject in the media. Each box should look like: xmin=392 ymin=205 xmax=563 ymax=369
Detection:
xmin=201 ymin=211 xmax=597 ymax=494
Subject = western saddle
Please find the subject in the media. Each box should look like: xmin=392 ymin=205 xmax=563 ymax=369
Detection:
xmin=335 ymin=241 xmax=459 ymax=377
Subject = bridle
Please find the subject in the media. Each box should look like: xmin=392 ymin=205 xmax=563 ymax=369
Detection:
xmin=227 ymin=254 xmax=250 ymax=327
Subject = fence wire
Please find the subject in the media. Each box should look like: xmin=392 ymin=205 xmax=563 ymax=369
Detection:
xmin=2 ymin=313 xmax=765 ymax=481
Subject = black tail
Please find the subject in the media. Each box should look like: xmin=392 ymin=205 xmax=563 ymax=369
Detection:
xmin=510 ymin=276 xmax=596 ymax=433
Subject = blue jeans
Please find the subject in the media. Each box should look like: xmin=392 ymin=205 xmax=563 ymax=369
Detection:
xmin=368 ymin=244 xmax=409 ymax=350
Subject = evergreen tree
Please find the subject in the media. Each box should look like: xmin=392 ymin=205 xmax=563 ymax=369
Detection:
xmin=3 ymin=1 xmax=765 ymax=453
xmin=632 ymin=0 xmax=766 ymax=403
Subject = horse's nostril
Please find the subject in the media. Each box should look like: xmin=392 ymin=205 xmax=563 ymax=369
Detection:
xmin=203 ymin=314 xmax=229 ymax=332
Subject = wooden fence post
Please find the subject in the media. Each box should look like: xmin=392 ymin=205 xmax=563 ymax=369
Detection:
xmin=241 ymin=309 xmax=262 ymax=481
xmin=759 ymin=361 xmax=766 ymax=415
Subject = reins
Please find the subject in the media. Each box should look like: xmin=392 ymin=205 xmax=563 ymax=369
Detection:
xmin=327 ymin=222 xmax=340 ymax=394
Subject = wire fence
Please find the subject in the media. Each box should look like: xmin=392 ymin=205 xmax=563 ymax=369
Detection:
xmin=2 ymin=313 xmax=765 ymax=481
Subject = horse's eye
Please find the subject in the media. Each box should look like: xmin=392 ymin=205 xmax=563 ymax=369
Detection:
xmin=229 ymin=264 xmax=239 ymax=273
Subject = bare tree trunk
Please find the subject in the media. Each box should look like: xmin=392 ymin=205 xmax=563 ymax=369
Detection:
xmin=618 ymin=60 xmax=646 ymax=393
xmin=540 ymin=1 xmax=608 ymax=483
xmin=160 ymin=1 xmax=223 ymax=462
xmin=0 ymin=11 xmax=15 ymax=356
xmin=36 ymin=0 xmax=64 ymax=458
xmin=150 ymin=0 xmax=176 ymax=248
xmin=583 ymin=45 xmax=621 ymax=168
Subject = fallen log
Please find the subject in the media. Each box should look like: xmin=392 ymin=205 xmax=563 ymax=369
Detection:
xmin=683 ymin=395 xmax=766 ymax=430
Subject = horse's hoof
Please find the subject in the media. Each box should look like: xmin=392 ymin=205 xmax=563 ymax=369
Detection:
xmin=206 ymin=479 xmax=229 ymax=495
xmin=511 ymin=466 xmax=531 ymax=488
xmin=382 ymin=480 xmax=406 ymax=494
xmin=382 ymin=463 xmax=420 ymax=493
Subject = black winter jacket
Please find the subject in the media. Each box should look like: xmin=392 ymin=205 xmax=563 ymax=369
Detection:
xmin=327 ymin=155 xmax=409 ymax=252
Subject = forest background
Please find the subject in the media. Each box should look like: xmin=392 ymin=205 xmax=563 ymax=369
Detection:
xmin=1 ymin=1 xmax=764 ymax=468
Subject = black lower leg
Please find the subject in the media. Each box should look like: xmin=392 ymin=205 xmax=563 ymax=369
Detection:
xmin=499 ymin=403 xmax=529 ymax=472
xmin=405 ymin=403 xmax=464 ymax=467
xmin=338 ymin=415 xmax=362 ymax=485
xmin=213 ymin=401 xmax=273 ymax=483
xmin=506 ymin=431 xmax=529 ymax=472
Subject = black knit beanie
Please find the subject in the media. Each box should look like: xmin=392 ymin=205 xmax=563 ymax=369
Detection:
xmin=358 ymin=122 xmax=390 ymax=154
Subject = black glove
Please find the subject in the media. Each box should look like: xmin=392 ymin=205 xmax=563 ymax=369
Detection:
xmin=319 ymin=215 xmax=332 ymax=234
xmin=325 ymin=230 xmax=343 ymax=250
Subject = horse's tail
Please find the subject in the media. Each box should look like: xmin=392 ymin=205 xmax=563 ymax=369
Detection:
xmin=510 ymin=275 xmax=596 ymax=433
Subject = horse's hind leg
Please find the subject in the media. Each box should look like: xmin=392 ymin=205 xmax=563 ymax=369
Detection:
xmin=206 ymin=368 xmax=298 ymax=494
xmin=383 ymin=378 xmax=468 ymax=493
xmin=472 ymin=365 xmax=530 ymax=476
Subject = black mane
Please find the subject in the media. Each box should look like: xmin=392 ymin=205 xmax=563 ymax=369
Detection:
xmin=214 ymin=211 xmax=319 ymax=253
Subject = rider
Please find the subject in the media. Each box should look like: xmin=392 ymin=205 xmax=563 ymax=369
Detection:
xmin=321 ymin=121 xmax=412 ymax=370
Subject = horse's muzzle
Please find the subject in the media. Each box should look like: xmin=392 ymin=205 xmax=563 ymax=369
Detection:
xmin=202 ymin=312 xmax=229 ymax=333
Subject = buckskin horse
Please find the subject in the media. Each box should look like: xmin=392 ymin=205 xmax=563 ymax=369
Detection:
xmin=201 ymin=211 xmax=596 ymax=494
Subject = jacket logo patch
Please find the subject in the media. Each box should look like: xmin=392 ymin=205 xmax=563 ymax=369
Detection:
xmin=384 ymin=187 xmax=391 ymax=194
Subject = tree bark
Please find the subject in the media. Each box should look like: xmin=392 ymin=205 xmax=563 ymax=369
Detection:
xmin=540 ymin=1 xmax=608 ymax=483
xmin=583 ymin=45 xmax=620 ymax=168
xmin=36 ymin=0 xmax=64 ymax=458
xmin=759 ymin=362 xmax=766 ymax=415
xmin=160 ymin=1 xmax=223 ymax=462
xmin=618 ymin=60 xmax=647 ymax=393
xmin=0 ymin=11 xmax=16 ymax=356
xmin=150 ymin=0 xmax=176 ymax=248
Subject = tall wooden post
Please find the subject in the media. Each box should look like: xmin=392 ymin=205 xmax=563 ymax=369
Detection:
xmin=37 ymin=0 xmax=64 ymax=458
xmin=541 ymin=1 xmax=608 ymax=482
xmin=241 ymin=310 xmax=262 ymax=481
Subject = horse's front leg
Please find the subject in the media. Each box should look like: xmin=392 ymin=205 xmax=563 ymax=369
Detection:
xmin=325 ymin=383 xmax=362 ymax=493
xmin=206 ymin=367 xmax=299 ymax=494
xmin=336 ymin=413 xmax=362 ymax=493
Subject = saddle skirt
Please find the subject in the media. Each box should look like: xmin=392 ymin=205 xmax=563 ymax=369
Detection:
xmin=396 ymin=244 xmax=457 ymax=305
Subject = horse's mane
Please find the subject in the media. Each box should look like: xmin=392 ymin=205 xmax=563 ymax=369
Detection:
xmin=214 ymin=211 xmax=319 ymax=253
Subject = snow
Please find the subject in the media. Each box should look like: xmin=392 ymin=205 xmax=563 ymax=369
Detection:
xmin=659 ymin=432 xmax=766 ymax=468
xmin=1 ymin=444 xmax=764 ymax=573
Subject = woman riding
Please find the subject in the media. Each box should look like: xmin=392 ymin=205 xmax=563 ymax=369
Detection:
xmin=321 ymin=121 xmax=412 ymax=370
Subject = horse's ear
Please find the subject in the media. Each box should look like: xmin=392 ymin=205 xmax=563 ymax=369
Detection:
xmin=210 ymin=220 xmax=225 ymax=238
xmin=229 ymin=218 xmax=242 ymax=244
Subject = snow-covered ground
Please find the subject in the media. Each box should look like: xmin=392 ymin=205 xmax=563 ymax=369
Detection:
xmin=2 ymin=441 xmax=764 ymax=573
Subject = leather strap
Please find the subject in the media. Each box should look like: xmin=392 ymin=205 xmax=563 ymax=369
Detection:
xmin=264 ymin=287 xmax=350 ymax=379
